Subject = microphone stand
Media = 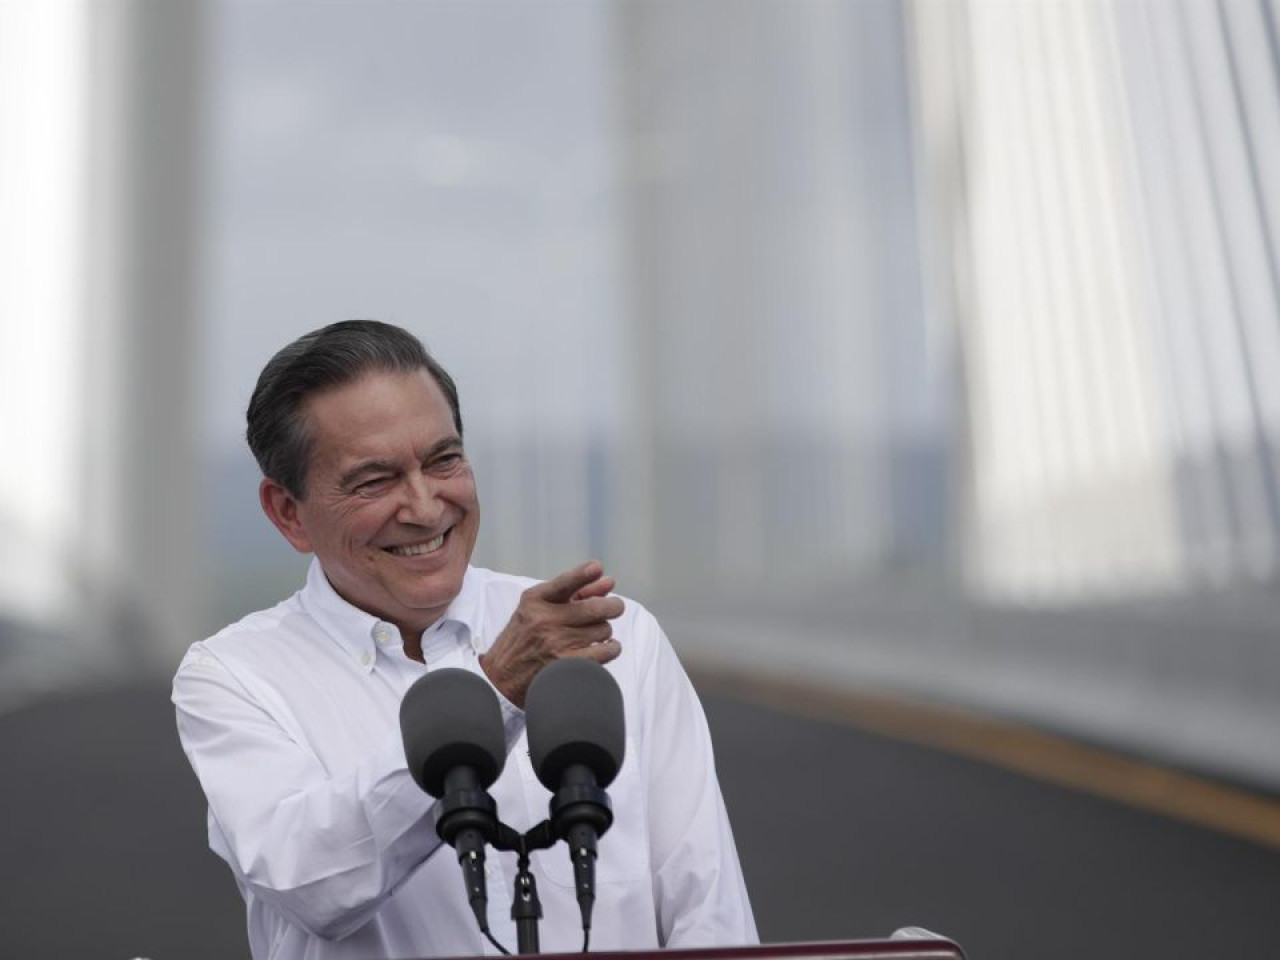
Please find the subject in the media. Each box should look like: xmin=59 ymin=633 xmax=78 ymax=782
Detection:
xmin=492 ymin=820 xmax=558 ymax=954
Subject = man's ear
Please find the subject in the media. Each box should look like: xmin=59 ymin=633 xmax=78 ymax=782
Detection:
xmin=260 ymin=477 xmax=314 ymax=554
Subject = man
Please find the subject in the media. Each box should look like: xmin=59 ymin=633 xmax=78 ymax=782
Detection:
xmin=173 ymin=320 xmax=757 ymax=960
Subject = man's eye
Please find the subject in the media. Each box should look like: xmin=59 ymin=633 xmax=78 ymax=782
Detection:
xmin=355 ymin=476 xmax=393 ymax=494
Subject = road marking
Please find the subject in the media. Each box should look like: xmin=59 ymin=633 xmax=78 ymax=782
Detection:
xmin=689 ymin=661 xmax=1280 ymax=851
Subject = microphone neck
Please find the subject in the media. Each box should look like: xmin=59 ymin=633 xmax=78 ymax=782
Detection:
xmin=548 ymin=764 xmax=613 ymax=838
xmin=437 ymin=764 xmax=498 ymax=848
xmin=443 ymin=763 xmax=485 ymax=796
xmin=560 ymin=762 xmax=598 ymax=789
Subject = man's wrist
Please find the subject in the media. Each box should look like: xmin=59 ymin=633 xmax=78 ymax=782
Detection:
xmin=479 ymin=651 xmax=524 ymax=707
xmin=476 ymin=654 xmax=527 ymax=752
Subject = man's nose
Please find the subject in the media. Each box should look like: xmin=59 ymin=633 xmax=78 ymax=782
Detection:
xmin=396 ymin=473 xmax=444 ymax=526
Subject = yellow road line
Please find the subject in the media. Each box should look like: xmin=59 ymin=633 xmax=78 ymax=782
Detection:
xmin=688 ymin=661 xmax=1280 ymax=851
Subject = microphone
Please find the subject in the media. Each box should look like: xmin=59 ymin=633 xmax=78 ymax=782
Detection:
xmin=525 ymin=659 xmax=625 ymax=940
xmin=400 ymin=668 xmax=506 ymax=936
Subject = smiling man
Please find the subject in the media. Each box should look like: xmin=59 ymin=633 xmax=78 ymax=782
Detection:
xmin=172 ymin=320 xmax=756 ymax=960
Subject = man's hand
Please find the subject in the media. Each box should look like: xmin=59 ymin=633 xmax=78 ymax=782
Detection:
xmin=480 ymin=560 xmax=624 ymax=707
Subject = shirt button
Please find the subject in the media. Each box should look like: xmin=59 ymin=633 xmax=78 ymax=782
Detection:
xmin=484 ymin=864 xmax=493 ymax=879
xmin=361 ymin=652 xmax=372 ymax=666
xmin=374 ymin=625 xmax=393 ymax=645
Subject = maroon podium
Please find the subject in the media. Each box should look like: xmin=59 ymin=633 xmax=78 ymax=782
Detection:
xmin=431 ymin=940 xmax=966 ymax=960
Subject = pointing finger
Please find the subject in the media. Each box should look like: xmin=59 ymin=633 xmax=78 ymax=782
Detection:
xmin=538 ymin=560 xmax=604 ymax=604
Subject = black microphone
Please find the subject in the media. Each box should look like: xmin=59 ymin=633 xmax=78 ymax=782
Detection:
xmin=400 ymin=668 xmax=506 ymax=936
xmin=525 ymin=659 xmax=625 ymax=940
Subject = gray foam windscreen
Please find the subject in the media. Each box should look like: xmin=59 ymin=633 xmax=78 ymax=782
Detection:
xmin=400 ymin=668 xmax=506 ymax=797
xmin=526 ymin=659 xmax=625 ymax=789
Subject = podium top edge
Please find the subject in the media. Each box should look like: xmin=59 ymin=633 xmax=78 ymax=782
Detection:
xmin=421 ymin=938 xmax=966 ymax=960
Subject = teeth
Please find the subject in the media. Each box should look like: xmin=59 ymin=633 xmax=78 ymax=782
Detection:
xmin=388 ymin=534 xmax=445 ymax=557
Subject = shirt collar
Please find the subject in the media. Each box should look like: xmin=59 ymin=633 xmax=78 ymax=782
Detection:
xmin=299 ymin=557 xmax=488 ymax=671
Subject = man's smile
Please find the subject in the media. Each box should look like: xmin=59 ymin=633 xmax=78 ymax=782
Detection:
xmin=383 ymin=530 xmax=448 ymax=557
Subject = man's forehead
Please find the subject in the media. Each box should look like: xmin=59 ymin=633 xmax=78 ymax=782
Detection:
xmin=302 ymin=369 xmax=457 ymax=460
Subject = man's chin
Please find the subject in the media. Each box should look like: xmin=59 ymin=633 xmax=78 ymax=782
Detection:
xmin=393 ymin=573 xmax=465 ymax=616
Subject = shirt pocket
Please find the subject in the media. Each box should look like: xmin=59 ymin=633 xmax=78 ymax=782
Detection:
xmin=516 ymin=735 xmax=649 ymax=886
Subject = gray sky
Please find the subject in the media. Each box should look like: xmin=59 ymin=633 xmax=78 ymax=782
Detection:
xmin=202 ymin=0 xmax=626 ymax=451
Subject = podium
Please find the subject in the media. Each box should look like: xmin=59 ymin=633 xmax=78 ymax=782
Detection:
xmin=428 ymin=940 xmax=966 ymax=960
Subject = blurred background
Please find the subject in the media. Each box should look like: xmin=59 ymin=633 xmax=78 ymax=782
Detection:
xmin=4 ymin=0 xmax=1280 ymax=958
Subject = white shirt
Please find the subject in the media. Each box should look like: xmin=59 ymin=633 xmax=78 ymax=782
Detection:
xmin=172 ymin=559 xmax=757 ymax=960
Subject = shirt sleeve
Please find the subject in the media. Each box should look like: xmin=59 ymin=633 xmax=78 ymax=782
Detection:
xmin=637 ymin=616 xmax=759 ymax=947
xmin=172 ymin=643 xmax=446 ymax=941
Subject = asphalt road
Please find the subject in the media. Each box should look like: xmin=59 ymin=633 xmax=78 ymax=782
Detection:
xmin=1 ymin=681 xmax=1277 ymax=960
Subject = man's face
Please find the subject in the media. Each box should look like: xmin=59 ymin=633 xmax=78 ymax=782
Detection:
xmin=264 ymin=368 xmax=480 ymax=639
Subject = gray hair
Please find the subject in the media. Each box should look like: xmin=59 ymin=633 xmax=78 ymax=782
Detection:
xmin=246 ymin=319 xmax=462 ymax=497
